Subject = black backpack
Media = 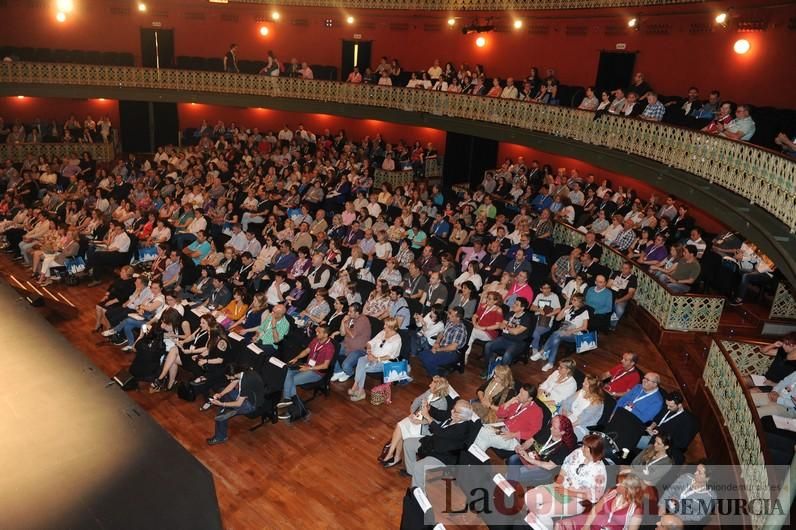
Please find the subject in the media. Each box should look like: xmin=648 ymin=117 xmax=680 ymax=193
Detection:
xmin=285 ymin=394 xmax=309 ymax=422
xmin=129 ymin=330 xmax=165 ymax=381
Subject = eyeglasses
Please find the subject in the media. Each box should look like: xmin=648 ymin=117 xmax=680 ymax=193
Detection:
xmin=642 ymin=377 xmax=657 ymax=384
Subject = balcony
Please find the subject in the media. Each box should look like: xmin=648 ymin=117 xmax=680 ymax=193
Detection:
xmin=1 ymin=61 xmax=794 ymax=287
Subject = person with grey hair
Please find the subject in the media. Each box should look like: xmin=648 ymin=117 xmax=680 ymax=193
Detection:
xmin=403 ymin=399 xmax=478 ymax=490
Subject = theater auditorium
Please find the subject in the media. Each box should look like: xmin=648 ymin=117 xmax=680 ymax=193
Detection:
xmin=0 ymin=0 xmax=795 ymax=529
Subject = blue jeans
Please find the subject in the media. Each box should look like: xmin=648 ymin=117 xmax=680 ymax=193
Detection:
xmin=110 ymin=314 xmax=150 ymax=346
xmin=611 ymin=301 xmax=628 ymax=330
xmin=505 ymin=454 xmax=557 ymax=486
xmin=283 ymin=369 xmax=323 ymax=399
xmin=531 ymin=325 xmax=551 ymax=351
xmin=409 ymin=333 xmax=431 ymax=357
xmin=212 ymin=388 xmax=256 ymax=440
xmin=735 ymin=271 xmax=772 ymax=301
xmin=483 ymin=336 xmax=527 ymax=370
xmin=334 ymin=346 xmax=365 ymax=376
xmin=418 ymin=348 xmax=459 ymax=376
xmin=354 ymin=357 xmax=384 ymax=388
xmin=664 ymin=281 xmax=691 ymax=294
xmin=541 ymin=330 xmax=577 ymax=364
xmin=172 ymin=232 xmax=197 ymax=250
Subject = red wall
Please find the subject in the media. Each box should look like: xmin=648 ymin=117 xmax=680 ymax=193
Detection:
xmin=0 ymin=96 xmax=119 ymax=126
xmin=497 ymin=142 xmax=726 ymax=234
xmin=0 ymin=1 xmax=794 ymax=107
xmin=178 ymin=103 xmax=447 ymax=153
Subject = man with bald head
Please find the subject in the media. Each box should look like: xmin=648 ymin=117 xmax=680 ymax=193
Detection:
xmin=615 ymin=371 xmax=664 ymax=423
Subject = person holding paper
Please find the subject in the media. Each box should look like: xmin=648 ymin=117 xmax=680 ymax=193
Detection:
xmin=472 ymin=383 xmax=544 ymax=452
xmin=524 ymin=434 xmax=608 ymax=530
xmin=751 ymin=369 xmax=796 ymax=418
xmin=206 ymin=368 xmax=265 ymax=446
xmin=348 ymin=317 xmax=402 ymax=402
xmin=252 ymin=304 xmax=290 ymax=360
xmin=101 ymin=281 xmax=165 ymax=350
xmin=506 ymin=415 xmax=578 ymax=487
xmin=403 ymin=399 xmax=477 ymax=490
xmin=378 ymin=376 xmax=454 ymax=468
xmin=745 ymin=334 xmax=796 ymax=389
xmin=277 ymin=325 xmax=335 ymax=413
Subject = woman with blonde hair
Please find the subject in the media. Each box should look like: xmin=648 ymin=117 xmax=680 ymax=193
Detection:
xmin=348 ymin=316 xmax=402 ymax=401
xmin=378 ymin=375 xmax=454 ymax=468
xmin=559 ymin=374 xmax=605 ymax=441
xmin=472 ymin=365 xmax=516 ymax=423
xmin=556 ymin=473 xmax=645 ymax=530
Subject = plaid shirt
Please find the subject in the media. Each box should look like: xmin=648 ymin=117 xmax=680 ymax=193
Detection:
xmin=612 ymin=228 xmax=637 ymax=252
xmin=641 ymin=100 xmax=666 ymax=121
xmin=438 ymin=322 xmax=468 ymax=350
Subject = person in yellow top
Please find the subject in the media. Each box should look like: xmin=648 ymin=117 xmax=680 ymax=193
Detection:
xmin=214 ymin=288 xmax=249 ymax=329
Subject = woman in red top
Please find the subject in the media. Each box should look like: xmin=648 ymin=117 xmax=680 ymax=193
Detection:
xmin=465 ymin=291 xmax=504 ymax=362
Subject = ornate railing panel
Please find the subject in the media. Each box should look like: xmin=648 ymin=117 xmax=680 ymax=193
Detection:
xmin=231 ymin=0 xmax=704 ymax=9
xmin=703 ymin=339 xmax=771 ymax=528
xmin=770 ymin=282 xmax=796 ymax=321
xmin=2 ymin=62 xmax=793 ymax=232
xmin=719 ymin=339 xmax=774 ymax=377
xmin=0 ymin=142 xmax=115 ymax=162
xmin=552 ymin=222 xmax=723 ymax=332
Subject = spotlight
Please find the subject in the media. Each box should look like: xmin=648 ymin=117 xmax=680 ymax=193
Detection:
xmin=259 ymin=26 xmax=269 ymax=36
xmin=138 ymin=2 xmax=146 ymax=12
xmin=271 ymin=11 xmax=280 ymax=21
xmin=56 ymin=0 xmax=74 ymax=13
xmin=447 ymin=18 xmax=456 ymax=27
xmin=17 ymin=95 xmax=25 ymax=99
xmin=476 ymin=36 xmax=486 ymax=47
xmin=715 ymin=12 xmax=728 ymax=26
xmin=513 ymin=19 xmax=523 ymax=30
xmin=346 ymin=16 xmax=355 ymax=24
xmin=55 ymin=12 xmax=66 ymax=22
xmin=733 ymin=39 xmax=750 ymax=54
xmin=627 ymin=17 xmax=638 ymax=29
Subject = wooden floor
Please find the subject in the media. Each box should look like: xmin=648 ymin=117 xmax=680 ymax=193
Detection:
xmin=0 ymin=255 xmax=706 ymax=530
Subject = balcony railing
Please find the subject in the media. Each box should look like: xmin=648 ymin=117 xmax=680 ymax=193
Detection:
xmin=702 ymin=338 xmax=775 ymax=529
xmin=0 ymin=142 xmax=115 ymax=162
xmin=230 ymin=0 xmax=704 ymax=10
xmin=2 ymin=62 xmax=794 ymax=233
xmin=552 ymin=222 xmax=725 ymax=332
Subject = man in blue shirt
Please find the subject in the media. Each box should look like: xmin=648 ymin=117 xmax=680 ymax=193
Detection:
xmin=183 ymin=230 xmax=211 ymax=266
xmin=530 ymin=185 xmax=554 ymax=213
xmin=585 ymin=274 xmax=614 ymax=330
xmin=615 ymin=372 xmax=664 ymax=423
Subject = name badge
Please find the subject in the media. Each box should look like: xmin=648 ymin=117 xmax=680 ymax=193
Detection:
xmin=624 ymin=404 xmax=634 ymax=411
xmin=308 ymin=359 xmax=317 ymax=367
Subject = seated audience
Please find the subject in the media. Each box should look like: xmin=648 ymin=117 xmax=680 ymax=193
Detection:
xmin=472 ymin=383 xmax=544 ymax=453
xmin=507 ymin=415 xmax=578 ymax=487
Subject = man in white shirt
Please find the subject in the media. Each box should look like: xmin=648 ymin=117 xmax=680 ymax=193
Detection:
xmin=729 ymin=243 xmax=775 ymax=305
xmin=500 ymin=77 xmax=518 ymax=99
xmin=718 ymin=104 xmax=756 ymax=141
xmin=87 ymin=221 xmax=131 ymax=285
xmin=227 ymin=224 xmax=248 ymax=253
xmin=427 ymin=59 xmax=442 ymax=81
xmin=173 ymin=207 xmax=207 ymax=249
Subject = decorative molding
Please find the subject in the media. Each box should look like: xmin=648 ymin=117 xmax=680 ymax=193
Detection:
xmin=229 ymin=0 xmax=705 ymax=11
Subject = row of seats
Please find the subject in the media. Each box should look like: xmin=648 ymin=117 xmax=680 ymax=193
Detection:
xmin=175 ymin=56 xmax=338 ymax=81
xmin=0 ymin=46 xmax=134 ymax=66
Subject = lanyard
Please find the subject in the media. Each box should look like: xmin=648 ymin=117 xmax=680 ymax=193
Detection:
xmin=659 ymin=409 xmax=683 ymax=425
xmin=643 ymin=455 xmax=667 ymax=475
xmin=633 ymin=390 xmax=655 ymax=404
xmin=539 ymin=436 xmax=560 ymax=455
xmin=610 ymin=369 xmax=635 ymax=384
xmin=508 ymin=401 xmax=530 ymax=420
xmin=679 ymin=482 xmax=706 ymax=501
xmin=311 ymin=339 xmax=329 ymax=358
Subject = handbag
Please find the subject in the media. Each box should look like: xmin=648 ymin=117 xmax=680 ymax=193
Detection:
xmin=177 ymin=381 xmax=196 ymax=402
xmin=370 ymin=382 xmax=392 ymax=405
xmin=383 ymin=359 xmax=410 ymax=383
xmin=65 ymin=256 xmax=86 ymax=275
xmin=575 ymin=330 xmax=598 ymax=354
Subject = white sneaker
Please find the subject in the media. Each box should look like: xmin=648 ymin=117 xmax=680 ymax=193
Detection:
xmin=530 ymin=351 xmax=543 ymax=361
xmin=337 ymin=373 xmax=351 ymax=383
xmin=541 ymin=363 xmax=554 ymax=372
xmin=101 ymin=329 xmax=116 ymax=337
xmin=330 ymin=372 xmax=343 ymax=382
xmin=121 ymin=345 xmax=134 ymax=352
